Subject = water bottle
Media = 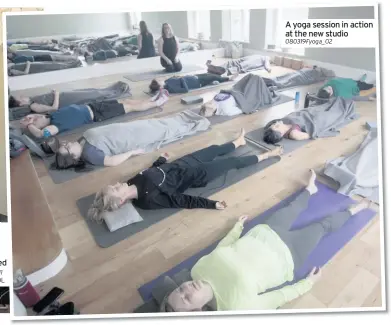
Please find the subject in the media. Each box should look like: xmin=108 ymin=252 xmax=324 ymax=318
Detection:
xmin=13 ymin=269 xmax=40 ymax=308
xmin=294 ymin=91 xmax=300 ymax=109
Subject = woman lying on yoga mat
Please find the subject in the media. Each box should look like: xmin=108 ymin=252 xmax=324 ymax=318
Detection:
xmin=160 ymin=170 xmax=370 ymax=312
xmin=8 ymin=59 xmax=82 ymax=76
xmin=262 ymin=97 xmax=357 ymax=144
xmin=206 ymin=55 xmax=272 ymax=75
xmin=50 ymin=104 xmax=205 ymax=169
xmin=158 ymin=23 xmax=182 ymax=73
xmin=20 ymin=90 xmax=169 ymax=138
xmin=317 ymin=75 xmax=374 ymax=100
xmin=87 ymin=129 xmax=283 ymax=220
xmin=149 ymin=73 xmax=238 ymax=94
xmin=9 ymin=81 xmax=130 ymax=117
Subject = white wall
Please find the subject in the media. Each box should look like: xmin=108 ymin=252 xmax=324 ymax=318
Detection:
xmin=6 ymin=13 xmax=131 ymax=39
xmin=140 ymin=11 xmax=188 ymax=38
xmin=306 ymin=6 xmax=376 ymax=71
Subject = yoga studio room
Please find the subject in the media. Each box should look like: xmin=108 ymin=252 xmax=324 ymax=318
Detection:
xmin=7 ymin=4 xmax=382 ymax=317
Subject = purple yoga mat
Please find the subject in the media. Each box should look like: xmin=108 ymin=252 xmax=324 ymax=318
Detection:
xmin=138 ymin=181 xmax=377 ymax=302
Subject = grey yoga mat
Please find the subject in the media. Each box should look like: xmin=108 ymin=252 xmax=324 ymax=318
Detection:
xmin=76 ymin=142 xmax=281 ymax=248
xmin=124 ymin=65 xmax=203 ymax=82
xmin=190 ymin=93 xmax=294 ymax=126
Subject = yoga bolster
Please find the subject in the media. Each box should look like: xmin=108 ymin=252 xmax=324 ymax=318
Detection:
xmin=181 ymin=96 xmax=204 ymax=105
xmin=103 ymin=202 xmax=143 ymax=232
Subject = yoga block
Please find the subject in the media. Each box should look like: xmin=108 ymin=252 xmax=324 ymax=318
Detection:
xmin=273 ymin=56 xmax=283 ymax=66
xmin=291 ymin=59 xmax=304 ymax=70
xmin=283 ymin=57 xmax=293 ymax=69
xmin=365 ymin=121 xmax=377 ymax=130
xmin=181 ymin=96 xmax=204 ymax=105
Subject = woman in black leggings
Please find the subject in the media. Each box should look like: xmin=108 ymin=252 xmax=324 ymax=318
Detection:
xmin=88 ymin=129 xmax=283 ymax=222
xmin=157 ymin=23 xmax=182 ymax=72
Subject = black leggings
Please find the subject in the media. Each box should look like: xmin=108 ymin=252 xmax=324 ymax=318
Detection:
xmin=356 ymin=80 xmax=374 ymax=91
xmin=196 ymin=73 xmax=230 ymax=87
xmin=89 ymin=100 xmax=125 ymax=122
xmin=160 ymin=58 xmax=182 ymax=72
xmin=263 ymin=190 xmax=352 ymax=270
xmin=189 ymin=143 xmax=259 ymax=183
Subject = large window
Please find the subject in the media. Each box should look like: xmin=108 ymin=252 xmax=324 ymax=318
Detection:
xmin=187 ymin=11 xmax=211 ymax=40
xmin=129 ymin=12 xmax=142 ymax=30
xmin=222 ymin=10 xmax=250 ymax=42
xmin=265 ymin=8 xmax=309 ymax=55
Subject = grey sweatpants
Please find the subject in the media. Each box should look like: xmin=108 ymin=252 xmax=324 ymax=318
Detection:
xmin=263 ymin=190 xmax=352 ymax=270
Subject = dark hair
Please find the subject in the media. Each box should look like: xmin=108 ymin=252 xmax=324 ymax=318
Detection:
xmin=317 ymin=88 xmax=331 ymax=99
xmin=139 ymin=20 xmax=149 ymax=35
xmin=149 ymin=79 xmax=161 ymax=93
xmin=8 ymin=95 xmax=20 ymax=108
xmin=263 ymin=119 xmax=284 ymax=144
xmin=52 ymin=142 xmax=91 ymax=172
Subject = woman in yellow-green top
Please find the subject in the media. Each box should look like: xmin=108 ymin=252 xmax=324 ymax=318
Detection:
xmin=161 ymin=170 xmax=370 ymax=312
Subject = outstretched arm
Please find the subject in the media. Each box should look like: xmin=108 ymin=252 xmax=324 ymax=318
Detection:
xmin=217 ymin=221 xmax=244 ymax=248
xmin=137 ymin=34 xmax=142 ymax=51
xmin=30 ymin=90 xmax=60 ymax=112
xmin=168 ymin=193 xmax=218 ymax=210
xmin=289 ymin=129 xmax=311 ymax=141
xmin=104 ymin=149 xmax=145 ymax=167
xmin=254 ymin=279 xmax=314 ymax=309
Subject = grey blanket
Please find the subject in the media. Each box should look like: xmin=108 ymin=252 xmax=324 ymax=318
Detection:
xmin=284 ymin=97 xmax=359 ymax=138
xmin=9 ymin=81 xmax=131 ymax=120
xmin=224 ymin=55 xmax=270 ymax=74
xmin=221 ymin=73 xmax=279 ymax=114
xmin=264 ymin=67 xmax=336 ymax=89
xmin=84 ymin=110 xmax=211 ymax=155
xmin=323 ymin=129 xmax=379 ymax=202
xmin=9 ymin=60 xmax=82 ymax=75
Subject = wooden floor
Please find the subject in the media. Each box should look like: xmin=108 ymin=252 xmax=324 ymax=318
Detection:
xmin=12 ymin=58 xmax=383 ymax=314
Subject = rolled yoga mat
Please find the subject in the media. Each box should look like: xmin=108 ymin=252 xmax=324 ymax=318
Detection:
xmin=76 ymin=142 xmax=281 ymax=248
xmin=123 ymin=65 xmax=203 ymax=82
xmin=190 ymin=93 xmax=294 ymax=126
xmin=137 ymin=181 xmax=377 ymax=303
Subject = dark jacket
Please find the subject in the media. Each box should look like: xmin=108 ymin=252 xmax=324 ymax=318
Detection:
xmin=127 ymin=156 xmax=217 ymax=210
xmin=164 ymin=76 xmax=201 ymax=94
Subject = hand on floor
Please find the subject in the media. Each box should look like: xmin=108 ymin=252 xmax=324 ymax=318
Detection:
xmin=216 ymin=201 xmax=227 ymax=210
xmin=238 ymin=215 xmax=249 ymax=224
xmin=307 ymin=267 xmax=322 ymax=284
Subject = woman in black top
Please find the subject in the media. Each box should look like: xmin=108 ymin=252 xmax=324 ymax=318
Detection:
xmin=158 ymin=23 xmax=182 ymax=72
xmin=87 ymin=129 xmax=283 ymax=222
xmin=137 ymin=21 xmax=156 ymax=59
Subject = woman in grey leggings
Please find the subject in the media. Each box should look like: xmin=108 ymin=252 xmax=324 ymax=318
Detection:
xmin=162 ymin=170 xmax=370 ymax=312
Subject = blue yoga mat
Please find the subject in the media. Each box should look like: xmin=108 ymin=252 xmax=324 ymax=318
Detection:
xmin=138 ymin=181 xmax=377 ymax=302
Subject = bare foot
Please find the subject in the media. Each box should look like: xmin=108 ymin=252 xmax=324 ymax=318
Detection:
xmin=258 ymin=146 xmax=283 ymax=162
xmin=233 ymin=128 xmax=246 ymax=148
xmin=306 ymin=169 xmax=318 ymax=195
xmin=348 ymin=199 xmax=371 ymax=215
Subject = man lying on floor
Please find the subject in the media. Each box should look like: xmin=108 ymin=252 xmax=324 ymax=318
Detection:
xmin=262 ymin=66 xmax=336 ymax=91
xmin=148 ymin=72 xmax=239 ymax=95
xmin=9 ymin=81 xmax=131 ymax=120
xmin=20 ymin=89 xmax=169 ymax=138
xmin=199 ymin=73 xmax=279 ymax=117
xmin=8 ymin=59 xmax=82 ymax=76
xmin=45 ymin=107 xmax=209 ymax=169
xmin=316 ymin=75 xmax=376 ymax=100
xmin=206 ymin=55 xmax=272 ymax=75
xmin=87 ymin=129 xmax=283 ymax=221
xmin=157 ymin=170 xmax=370 ymax=312
xmin=262 ymin=97 xmax=358 ymax=144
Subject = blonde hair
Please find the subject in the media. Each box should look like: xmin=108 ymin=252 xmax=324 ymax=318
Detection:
xmin=87 ymin=186 xmax=123 ymax=222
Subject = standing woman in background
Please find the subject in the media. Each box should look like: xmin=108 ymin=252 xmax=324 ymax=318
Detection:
xmin=137 ymin=21 xmax=156 ymax=59
xmin=158 ymin=23 xmax=182 ymax=72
